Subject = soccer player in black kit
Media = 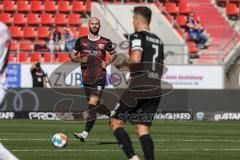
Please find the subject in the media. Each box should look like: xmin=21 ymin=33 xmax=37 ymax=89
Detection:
xmin=110 ymin=7 xmax=164 ymax=160
xmin=71 ymin=17 xmax=117 ymax=142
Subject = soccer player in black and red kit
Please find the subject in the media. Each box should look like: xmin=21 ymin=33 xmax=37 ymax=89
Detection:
xmin=71 ymin=17 xmax=117 ymax=142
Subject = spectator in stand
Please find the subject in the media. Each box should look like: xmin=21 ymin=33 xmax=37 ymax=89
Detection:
xmin=47 ymin=26 xmax=64 ymax=53
xmin=31 ymin=62 xmax=48 ymax=88
xmin=62 ymin=28 xmax=76 ymax=52
xmin=186 ymin=12 xmax=210 ymax=49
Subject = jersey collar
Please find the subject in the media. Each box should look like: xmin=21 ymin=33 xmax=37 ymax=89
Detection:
xmin=88 ymin=35 xmax=101 ymax=41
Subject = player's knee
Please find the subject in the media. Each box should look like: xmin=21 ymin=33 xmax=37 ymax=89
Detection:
xmin=136 ymin=124 xmax=150 ymax=137
xmin=110 ymin=119 xmax=124 ymax=132
xmin=88 ymin=95 xmax=99 ymax=106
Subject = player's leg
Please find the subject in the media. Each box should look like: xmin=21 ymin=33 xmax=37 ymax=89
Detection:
xmin=74 ymin=94 xmax=99 ymax=142
xmin=136 ymin=124 xmax=154 ymax=160
xmin=110 ymin=101 xmax=140 ymax=160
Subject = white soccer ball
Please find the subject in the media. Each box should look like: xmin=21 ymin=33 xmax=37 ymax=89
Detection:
xmin=51 ymin=133 xmax=68 ymax=148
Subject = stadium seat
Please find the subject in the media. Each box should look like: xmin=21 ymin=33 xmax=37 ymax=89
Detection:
xmin=13 ymin=13 xmax=26 ymax=25
xmin=72 ymin=1 xmax=84 ymax=13
xmin=79 ymin=27 xmax=89 ymax=37
xmin=68 ymin=14 xmax=81 ymax=26
xmin=18 ymin=52 xmax=28 ymax=63
xmin=30 ymin=53 xmax=41 ymax=62
xmin=37 ymin=27 xmax=50 ymax=39
xmin=165 ymin=15 xmax=174 ymax=24
xmin=187 ymin=41 xmax=198 ymax=53
xmin=85 ymin=1 xmax=93 ymax=13
xmin=0 ymin=13 xmax=12 ymax=25
xmin=26 ymin=13 xmax=39 ymax=26
xmin=176 ymin=15 xmax=187 ymax=27
xmin=23 ymin=26 xmax=36 ymax=39
xmin=165 ymin=2 xmax=178 ymax=15
xmin=70 ymin=27 xmax=79 ymax=37
xmin=9 ymin=26 xmax=23 ymax=39
xmin=58 ymin=54 xmax=70 ymax=62
xmin=8 ymin=53 xmax=16 ymax=63
xmin=176 ymin=28 xmax=185 ymax=38
xmin=3 ymin=0 xmax=15 ymax=12
xmin=226 ymin=3 xmax=239 ymax=19
xmin=179 ymin=2 xmax=190 ymax=15
xmin=58 ymin=1 xmax=70 ymax=13
xmin=10 ymin=40 xmax=18 ymax=51
xmin=19 ymin=40 xmax=33 ymax=51
xmin=40 ymin=13 xmax=53 ymax=25
xmin=44 ymin=53 xmax=56 ymax=63
xmin=44 ymin=1 xmax=57 ymax=13
xmin=17 ymin=0 xmax=30 ymax=13
xmin=30 ymin=1 xmax=43 ymax=12
xmin=55 ymin=14 xmax=67 ymax=26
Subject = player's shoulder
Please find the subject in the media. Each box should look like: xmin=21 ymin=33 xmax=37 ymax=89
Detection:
xmin=100 ymin=36 xmax=111 ymax=42
xmin=130 ymin=32 xmax=144 ymax=39
xmin=77 ymin=35 xmax=88 ymax=41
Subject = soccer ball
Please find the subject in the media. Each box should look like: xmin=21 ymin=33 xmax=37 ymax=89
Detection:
xmin=51 ymin=133 xmax=68 ymax=148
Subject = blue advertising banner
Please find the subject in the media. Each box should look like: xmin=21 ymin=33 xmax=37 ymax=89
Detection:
xmin=7 ymin=64 xmax=21 ymax=88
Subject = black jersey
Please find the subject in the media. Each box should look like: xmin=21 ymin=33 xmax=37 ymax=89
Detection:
xmin=31 ymin=68 xmax=46 ymax=87
xmin=129 ymin=31 xmax=164 ymax=66
xmin=73 ymin=35 xmax=115 ymax=83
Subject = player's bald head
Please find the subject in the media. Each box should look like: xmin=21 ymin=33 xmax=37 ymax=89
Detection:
xmin=88 ymin=17 xmax=100 ymax=25
xmin=88 ymin=17 xmax=101 ymax=35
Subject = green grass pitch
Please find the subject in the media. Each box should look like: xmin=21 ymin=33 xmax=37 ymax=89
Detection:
xmin=1 ymin=120 xmax=240 ymax=160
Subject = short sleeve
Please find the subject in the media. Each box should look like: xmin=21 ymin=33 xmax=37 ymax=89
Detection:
xmin=104 ymin=39 xmax=116 ymax=54
xmin=73 ymin=38 xmax=81 ymax=52
xmin=130 ymin=33 xmax=143 ymax=52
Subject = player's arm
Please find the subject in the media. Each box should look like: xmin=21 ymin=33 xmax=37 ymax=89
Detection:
xmin=70 ymin=38 xmax=87 ymax=63
xmin=101 ymin=40 xmax=118 ymax=68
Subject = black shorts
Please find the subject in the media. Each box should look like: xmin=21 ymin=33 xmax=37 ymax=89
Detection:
xmin=83 ymin=79 xmax=105 ymax=98
xmin=112 ymin=97 xmax=161 ymax=126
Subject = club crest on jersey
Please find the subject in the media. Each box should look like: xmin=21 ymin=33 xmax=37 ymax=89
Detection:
xmin=97 ymin=86 xmax=102 ymax=91
xmin=98 ymin=44 xmax=104 ymax=49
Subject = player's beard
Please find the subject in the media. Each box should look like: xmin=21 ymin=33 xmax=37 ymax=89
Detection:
xmin=89 ymin=27 xmax=100 ymax=36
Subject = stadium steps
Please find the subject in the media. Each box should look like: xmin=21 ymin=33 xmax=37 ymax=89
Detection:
xmin=186 ymin=0 xmax=240 ymax=64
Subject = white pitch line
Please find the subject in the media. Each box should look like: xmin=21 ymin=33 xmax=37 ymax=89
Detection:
xmin=10 ymin=149 xmax=240 ymax=152
xmin=0 ymin=138 xmax=240 ymax=142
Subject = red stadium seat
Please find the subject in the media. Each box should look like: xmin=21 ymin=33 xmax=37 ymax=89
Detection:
xmin=19 ymin=40 xmax=33 ymax=51
xmin=176 ymin=15 xmax=187 ymax=27
xmin=165 ymin=2 xmax=178 ymax=15
xmin=37 ymin=27 xmax=50 ymax=39
xmin=70 ymin=27 xmax=79 ymax=38
xmin=85 ymin=1 xmax=92 ymax=13
xmin=40 ymin=13 xmax=53 ymax=25
xmin=0 ymin=13 xmax=12 ymax=25
xmin=72 ymin=1 xmax=84 ymax=13
xmin=165 ymin=15 xmax=174 ymax=24
xmin=58 ymin=1 xmax=70 ymax=13
xmin=30 ymin=53 xmax=41 ymax=62
xmin=44 ymin=53 xmax=56 ymax=63
xmin=8 ymin=53 xmax=16 ymax=63
xmin=27 ymin=13 xmax=40 ymax=26
xmin=17 ymin=0 xmax=30 ymax=13
xmin=18 ymin=52 xmax=28 ymax=63
xmin=10 ymin=40 xmax=18 ymax=51
xmin=176 ymin=28 xmax=185 ymax=38
xmin=68 ymin=14 xmax=81 ymax=26
xmin=30 ymin=1 xmax=43 ymax=12
xmin=79 ymin=27 xmax=89 ymax=37
xmin=23 ymin=26 xmax=36 ymax=39
xmin=187 ymin=41 xmax=198 ymax=54
xmin=13 ymin=13 xmax=26 ymax=25
xmin=226 ymin=3 xmax=239 ymax=19
xmin=3 ymin=0 xmax=15 ymax=12
xmin=9 ymin=26 xmax=23 ymax=39
xmin=55 ymin=14 xmax=67 ymax=26
xmin=179 ymin=2 xmax=190 ymax=15
xmin=44 ymin=1 xmax=57 ymax=13
xmin=58 ymin=54 xmax=70 ymax=63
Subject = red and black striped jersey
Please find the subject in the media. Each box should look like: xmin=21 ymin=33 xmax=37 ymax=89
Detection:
xmin=73 ymin=35 xmax=115 ymax=83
